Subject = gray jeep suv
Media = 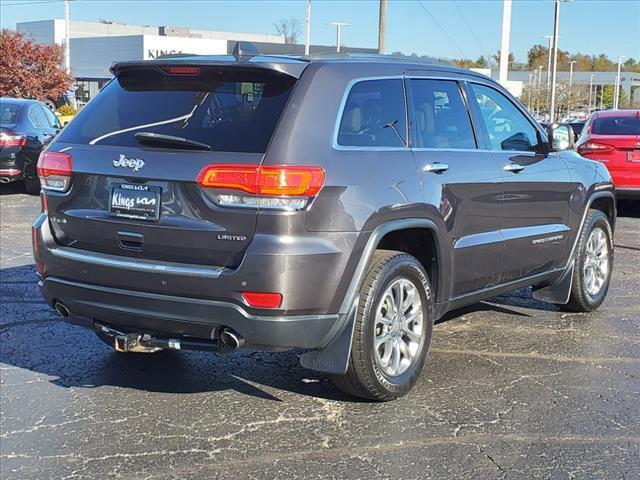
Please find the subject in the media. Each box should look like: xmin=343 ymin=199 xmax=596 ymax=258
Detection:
xmin=32 ymin=51 xmax=615 ymax=400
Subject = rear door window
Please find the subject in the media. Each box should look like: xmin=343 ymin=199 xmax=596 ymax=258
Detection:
xmin=337 ymin=79 xmax=407 ymax=148
xmin=57 ymin=68 xmax=297 ymax=153
xmin=591 ymin=116 xmax=640 ymax=135
xmin=408 ymin=79 xmax=476 ymax=149
xmin=29 ymin=105 xmax=48 ymax=129
xmin=469 ymin=83 xmax=540 ymax=152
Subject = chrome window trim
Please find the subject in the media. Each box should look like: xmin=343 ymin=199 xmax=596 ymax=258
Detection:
xmin=331 ymin=73 xmax=544 ymax=155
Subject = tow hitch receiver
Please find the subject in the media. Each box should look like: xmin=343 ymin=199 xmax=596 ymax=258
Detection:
xmin=114 ymin=333 xmax=165 ymax=353
xmin=94 ymin=322 xmax=231 ymax=354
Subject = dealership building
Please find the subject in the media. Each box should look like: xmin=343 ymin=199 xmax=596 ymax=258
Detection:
xmin=17 ymin=19 xmax=375 ymax=104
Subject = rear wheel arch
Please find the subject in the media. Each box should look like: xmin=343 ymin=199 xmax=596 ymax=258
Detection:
xmin=339 ymin=219 xmax=448 ymax=316
xmin=589 ymin=195 xmax=616 ymax=232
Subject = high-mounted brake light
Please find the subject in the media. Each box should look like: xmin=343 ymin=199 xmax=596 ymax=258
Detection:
xmin=0 ymin=132 xmax=26 ymax=147
xmin=37 ymin=151 xmax=73 ymax=192
xmin=164 ymin=67 xmax=200 ymax=75
xmin=196 ymin=164 xmax=325 ymax=211
xmin=242 ymin=292 xmax=283 ymax=309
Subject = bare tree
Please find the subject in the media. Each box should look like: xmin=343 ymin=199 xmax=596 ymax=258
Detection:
xmin=274 ymin=18 xmax=302 ymax=44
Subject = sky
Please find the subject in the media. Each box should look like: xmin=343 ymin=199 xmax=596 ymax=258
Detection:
xmin=1 ymin=0 xmax=639 ymax=63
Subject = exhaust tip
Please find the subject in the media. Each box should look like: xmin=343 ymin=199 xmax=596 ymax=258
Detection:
xmin=220 ymin=329 xmax=245 ymax=349
xmin=54 ymin=301 xmax=70 ymax=318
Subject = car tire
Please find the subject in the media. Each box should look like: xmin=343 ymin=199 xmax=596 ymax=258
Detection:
xmin=24 ymin=177 xmax=41 ymax=196
xmin=563 ymin=209 xmax=613 ymax=312
xmin=330 ymin=250 xmax=434 ymax=401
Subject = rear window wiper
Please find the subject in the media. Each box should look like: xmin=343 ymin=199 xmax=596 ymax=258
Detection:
xmin=134 ymin=132 xmax=211 ymax=151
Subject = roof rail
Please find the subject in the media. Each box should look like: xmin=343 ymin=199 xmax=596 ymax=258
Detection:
xmin=307 ymin=52 xmax=452 ymax=66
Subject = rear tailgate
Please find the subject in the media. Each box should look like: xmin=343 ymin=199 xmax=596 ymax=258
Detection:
xmin=45 ymin=63 xmax=300 ymax=268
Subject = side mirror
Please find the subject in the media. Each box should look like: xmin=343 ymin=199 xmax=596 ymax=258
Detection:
xmin=548 ymin=123 xmax=574 ymax=151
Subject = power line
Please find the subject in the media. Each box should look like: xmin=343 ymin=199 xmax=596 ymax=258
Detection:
xmin=416 ymin=0 xmax=466 ymax=58
xmin=452 ymin=0 xmax=488 ymax=59
xmin=2 ymin=0 xmax=65 ymax=6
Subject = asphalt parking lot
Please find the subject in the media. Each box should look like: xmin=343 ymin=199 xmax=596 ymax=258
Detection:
xmin=1 ymin=183 xmax=638 ymax=480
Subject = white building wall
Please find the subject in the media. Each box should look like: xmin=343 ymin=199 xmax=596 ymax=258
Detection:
xmin=70 ymin=36 xmax=144 ymax=79
xmin=142 ymin=35 xmax=227 ymax=60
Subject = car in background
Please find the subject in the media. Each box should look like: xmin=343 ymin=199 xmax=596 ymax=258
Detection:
xmin=576 ymin=109 xmax=640 ymax=199
xmin=568 ymin=120 xmax=586 ymax=142
xmin=0 ymin=98 xmax=61 ymax=194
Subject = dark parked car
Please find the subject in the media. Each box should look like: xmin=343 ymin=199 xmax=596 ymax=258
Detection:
xmin=576 ymin=109 xmax=640 ymax=198
xmin=33 ymin=52 xmax=616 ymax=400
xmin=0 ymin=98 xmax=62 ymax=194
xmin=568 ymin=120 xmax=586 ymax=142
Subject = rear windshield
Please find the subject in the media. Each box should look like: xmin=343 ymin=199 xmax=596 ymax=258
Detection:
xmin=591 ymin=115 xmax=640 ymax=136
xmin=58 ymin=68 xmax=297 ymax=153
xmin=0 ymin=102 xmax=21 ymax=127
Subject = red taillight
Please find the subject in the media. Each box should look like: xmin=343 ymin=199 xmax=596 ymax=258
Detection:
xmin=578 ymin=142 xmax=615 ymax=156
xmin=37 ymin=151 xmax=73 ymax=192
xmin=0 ymin=132 xmax=26 ymax=147
xmin=196 ymin=164 xmax=325 ymax=197
xmin=164 ymin=67 xmax=200 ymax=75
xmin=242 ymin=292 xmax=283 ymax=309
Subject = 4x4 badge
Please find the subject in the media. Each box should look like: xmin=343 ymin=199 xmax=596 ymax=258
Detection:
xmin=113 ymin=154 xmax=145 ymax=172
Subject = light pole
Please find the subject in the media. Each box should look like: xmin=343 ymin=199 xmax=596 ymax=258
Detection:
xmin=328 ymin=22 xmax=350 ymax=53
xmin=378 ymin=0 xmax=387 ymax=54
xmin=536 ymin=65 xmax=543 ymax=115
xmin=527 ymin=73 xmax=533 ymax=110
xmin=549 ymin=0 xmax=571 ymax=123
xmin=613 ymin=56 xmax=626 ymax=109
xmin=543 ymin=35 xmax=553 ymax=90
xmin=568 ymin=60 xmax=577 ymax=86
xmin=588 ymin=73 xmax=594 ymax=111
xmin=304 ymin=0 xmax=311 ymax=56
xmin=64 ymin=0 xmax=70 ymax=74
xmin=499 ymin=0 xmax=512 ymax=86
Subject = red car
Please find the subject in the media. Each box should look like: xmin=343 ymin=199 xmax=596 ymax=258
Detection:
xmin=576 ymin=109 xmax=640 ymax=198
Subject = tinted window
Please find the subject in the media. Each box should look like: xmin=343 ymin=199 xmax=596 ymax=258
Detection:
xmin=470 ymin=84 xmax=540 ymax=152
xmin=58 ymin=69 xmax=296 ymax=153
xmin=409 ymin=79 xmax=475 ymax=149
xmin=591 ymin=116 xmax=640 ymax=135
xmin=40 ymin=105 xmax=59 ymax=128
xmin=337 ymin=79 xmax=406 ymax=147
xmin=0 ymin=102 xmax=21 ymax=127
xmin=29 ymin=105 xmax=49 ymax=129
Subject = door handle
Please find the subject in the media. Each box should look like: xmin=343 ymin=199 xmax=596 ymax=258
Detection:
xmin=504 ymin=163 xmax=525 ymax=173
xmin=423 ymin=162 xmax=449 ymax=174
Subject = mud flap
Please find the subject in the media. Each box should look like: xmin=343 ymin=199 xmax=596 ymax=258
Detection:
xmin=532 ymin=262 xmax=574 ymax=304
xmin=299 ymin=299 xmax=358 ymax=374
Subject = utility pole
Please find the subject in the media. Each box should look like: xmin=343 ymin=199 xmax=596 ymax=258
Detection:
xmin=613 ymin=56 xmax=625 ymax=110
xmin=328 ymin=22 xmax=349 ymax=53
xmin=64 ymin=0 xmax=70 ymax=74
xmin=499 ymin=0 xmax=512 ymax=86
xmin=304 ymin=0 xmax=311 ymax=56
xmin=527 ymin=73 xmax=533 ymax=110
xmin=378 ymin=0 xmax=387 ymax=54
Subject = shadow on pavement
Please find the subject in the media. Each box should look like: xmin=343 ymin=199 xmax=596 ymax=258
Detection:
xmin=0 ymin=182 xmax=28 ymax=196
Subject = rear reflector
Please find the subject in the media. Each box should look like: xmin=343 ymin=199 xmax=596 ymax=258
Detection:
xmin=37 ymin=151 xmax=73 ymax=192
xmin=196 ymin=164 xmax=325 ymax=197
xmin=0 ymin=132 xmax=26 ymax=147
xmin=164 ymin=67 xmax=200 ymax=75
xmin=242 ymin=292 xmax=283 ymax=309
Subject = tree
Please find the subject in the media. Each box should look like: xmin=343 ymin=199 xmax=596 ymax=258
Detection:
xmin=0 ymin=29 xmax=73 ymax=101
xmin=274 ymin=18 xmax=302 ymax=44
xmin=601 ymin=84 xmax=629 ymax=109
xmin=527 ymin=44 xmax=548 ymax=69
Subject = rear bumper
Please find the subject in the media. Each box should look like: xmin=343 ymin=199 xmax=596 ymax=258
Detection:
xmin=33 ymin=213 xmax=354 ymax=349
xmin=40 ymin=276 xmax=342 ymax=349
xmin=615 ymin=188 xmax=640 ymax=199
